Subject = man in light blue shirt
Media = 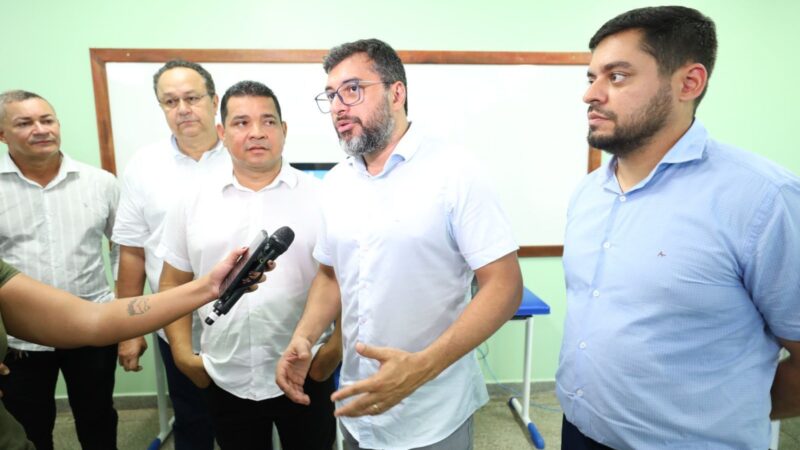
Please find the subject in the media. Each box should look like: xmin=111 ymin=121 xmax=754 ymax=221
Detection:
xmin=276 ymin=39 xmax=523 ymax=450
xmin=558 ymin=6 xmax=800 ymax=449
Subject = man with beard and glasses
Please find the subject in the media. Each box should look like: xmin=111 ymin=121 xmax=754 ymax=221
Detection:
xmin=276 ymin=39 xmax=523 ymax=450
xmin=557 ymin=6 xmax=800 ymax=450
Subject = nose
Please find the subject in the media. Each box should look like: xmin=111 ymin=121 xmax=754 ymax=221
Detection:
xmin=177 ymin=98 xmax=192 ymax=114
xmin=32 ymin=121 xmax=49 ymax=134
xmin=583 ymin=79 xmax=606 ymax=105
xmin=250 ymin=122 xmax=267 ymax=140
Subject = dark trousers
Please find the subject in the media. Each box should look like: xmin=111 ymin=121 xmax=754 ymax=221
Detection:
xmin=206 ymin=375 xmax=336 ymax=450
xmin=561 ymin=415 xmax=616 ymax=450
xmin=0 ymin=344 xmax=118 ymax=450
xmin=157 ymin=336 xmax=216 ymax=450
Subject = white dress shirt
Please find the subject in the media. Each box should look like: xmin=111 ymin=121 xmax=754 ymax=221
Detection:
xmin=159 ymin=161 xmax=330 ymax=400
xmin=314 ymin=125 xmax=518 ymax=449
xmin=0 ymin=152 xmax=119 ymax=351
xmin=112 ymin=136 xmax=231 ymax=345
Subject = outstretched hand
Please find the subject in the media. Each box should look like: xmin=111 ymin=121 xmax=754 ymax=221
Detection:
xmin=331 ymin=342 xmax=437 ymax=417
xmin=276 ymin=337 xmax=314 ymax=405
xmin=207 ymin=247 xmax=274 ymax=298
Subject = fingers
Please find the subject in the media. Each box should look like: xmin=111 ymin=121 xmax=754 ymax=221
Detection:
xmin=231 ymin=246 xmax=249 ymax=260
xmin=120 ymin=356 xmax=143 ymax=372
xmin=331 ymin=377 xmax=374 ymax=402
xmin=276 ymin=366 xmax=311 ymax=405
xmin=117 ymin=338 xmax=147 ymax=371
xmin=0 ymin=363 xmax=9 ymax=376
xmin=355 ymin=342 xmax=393 ymax=362
xmin=283 ymin=383 xmax=311 ymax=405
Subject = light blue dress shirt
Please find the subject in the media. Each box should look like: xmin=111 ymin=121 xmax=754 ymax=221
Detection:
xmin=557 ymin=120 xmax=800 ymax=449
xmin=314 ymin=124 xmax=518 ymax=449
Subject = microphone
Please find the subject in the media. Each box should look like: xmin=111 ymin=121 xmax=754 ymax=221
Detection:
xmin=205 ymin=226 xmax=295 ymax=325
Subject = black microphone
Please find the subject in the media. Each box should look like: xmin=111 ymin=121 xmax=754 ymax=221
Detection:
xmin=205 ymin=226 xmax=295 ymax=325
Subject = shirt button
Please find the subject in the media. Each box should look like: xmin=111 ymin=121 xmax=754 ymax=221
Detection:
xmin=602 ymin=241 xmax=611 ymax=249
xmin=576 ymin=389 xmax=584 ymax=397
xmin=619 ymin=195 xmax=627 ymax=202
xmin=579 ymin=341 xmax=587 ymax=349
xmin=592 ymin=290 xmax=600 ymax=298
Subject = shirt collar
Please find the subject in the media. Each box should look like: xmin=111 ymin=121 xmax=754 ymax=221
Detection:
xmin=1 ymin=151 xmax=78 ymax=187
xmin=220 ymin=157 xmax=297 ymax=193
xmin=347 ymin=122 xmax=420 ymax=177
xmin=170 ymin=135 xmax=224 ymax=162
xmin=599 ymin=119 xmax=709 ymax=192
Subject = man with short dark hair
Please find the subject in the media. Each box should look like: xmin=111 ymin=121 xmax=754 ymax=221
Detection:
xmin=277 ymin=39 xmax=523 ymax=450
xmin=0 ymin=90 xmax=120 ymax=450
xmin=558 ymin=6 xmax=800 ymax=449
xmin=159 ymin=80 xmax=337 ymax=449
xmin=112 ymin=59 xmax=230 ymax=450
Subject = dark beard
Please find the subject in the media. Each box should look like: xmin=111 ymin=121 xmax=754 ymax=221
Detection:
xmin=339 ymin=100 xmax=394 ymax=157
xmin=587 ymin=84 xmax=672 ymax=157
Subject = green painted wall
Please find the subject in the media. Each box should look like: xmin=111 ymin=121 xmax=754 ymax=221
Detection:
xmin=1 ymin=0 xmax=797 ymax=396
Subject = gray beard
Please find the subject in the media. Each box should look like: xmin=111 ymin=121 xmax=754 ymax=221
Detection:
xmin=339 ymin=103 xmax=395 ymax=157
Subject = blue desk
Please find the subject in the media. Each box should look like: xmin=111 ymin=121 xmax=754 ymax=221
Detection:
xmin=507 ymin=287 xmax=550 ymax=449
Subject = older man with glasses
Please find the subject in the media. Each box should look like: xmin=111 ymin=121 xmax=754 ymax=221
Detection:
xmin=111 ymin=59 xmax=231 ymax=450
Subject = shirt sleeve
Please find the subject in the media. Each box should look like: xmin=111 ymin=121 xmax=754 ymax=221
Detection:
xmin=742 ymin=181 xmax=800 ymax=341
xmin=157 ymin=192 xmax=193 ymax=273
xmin=111 ymin=164 xmax=150 ymax=248
xmin=312 ymin=194 xmax=332 ymax=267
xmin=447 ymin=157 xmax=518 ymax=270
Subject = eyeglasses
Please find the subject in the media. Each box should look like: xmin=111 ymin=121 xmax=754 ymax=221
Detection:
xmin=314 ymin=80 xmax=386 ymax=113
xmin=159 ymin=93 xmax=210 ymax=110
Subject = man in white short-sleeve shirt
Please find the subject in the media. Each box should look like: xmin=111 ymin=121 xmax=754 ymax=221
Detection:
xmin=111 ymin=60 xmax=230 ymax=450
xmin=276 ymin=39 xmax=523 ymax=450
xmin=159 ymin=80 xmax=338 ymax=449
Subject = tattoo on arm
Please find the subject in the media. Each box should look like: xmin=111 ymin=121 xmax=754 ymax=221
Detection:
xmin=127 ymin=297 xmax=151 ymax=316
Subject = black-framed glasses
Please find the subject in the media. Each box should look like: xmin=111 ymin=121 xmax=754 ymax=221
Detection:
xmin=159 ymin=93 xmax=210 ymax=110
xmin=314 ymin=80 xmax=386 ymax=113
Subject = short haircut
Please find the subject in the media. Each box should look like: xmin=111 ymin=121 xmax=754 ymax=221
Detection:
xmin=220 ymin=80 xmax=283 ymax=125
xmin=152 ymin=59 xmax=216 ymax=98
xmin=589 ymin=6 xmax=717 ymax=108
xmin=323 ymin=38 xmax=408 ymax=114
xmin=0 ymin=90 xmax=47 ymax=124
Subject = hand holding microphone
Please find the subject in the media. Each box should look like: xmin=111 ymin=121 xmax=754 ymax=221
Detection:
xmin=205 ymin=226 xmax=295 ymax=325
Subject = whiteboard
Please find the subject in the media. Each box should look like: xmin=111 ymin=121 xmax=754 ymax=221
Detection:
xmin=94 ymin=50 xmax=594 ymax=254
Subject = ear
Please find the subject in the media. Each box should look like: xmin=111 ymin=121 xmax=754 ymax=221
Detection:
xmin=0 ymin=129 xmax=6 ymax=145
xmin=675 ymin=63 xmax=708 ymax=103
xmin=216 ymin=123 xmax=225 ymax=141
xmin=389 ymin=81 xmax=406 ymax=112
xmin=281 ymin=120 xmax=288 ymax=137
xmin=212 ymin=94 xmax=220 ymax=112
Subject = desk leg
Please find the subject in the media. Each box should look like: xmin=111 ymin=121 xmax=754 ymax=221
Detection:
xmin=147 ymin=332 xmax=174 ymax=450
xmin=508 ymin=317 xmax=545 ymax=449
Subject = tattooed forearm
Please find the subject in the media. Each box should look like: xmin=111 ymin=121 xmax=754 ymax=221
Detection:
xmin=127 ymin=297 xmax=151 ymax=316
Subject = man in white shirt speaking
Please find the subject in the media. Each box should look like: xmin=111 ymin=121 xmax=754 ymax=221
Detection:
xmin=276 ymin=39 xmax=524 ymax=450
xmin=0 ymin=90 xmax=119 ymax=450
xmin=111 ymin=59 xmax=231 ymax=450
xmin=159 ymin=80 xmax=338 ymax=449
